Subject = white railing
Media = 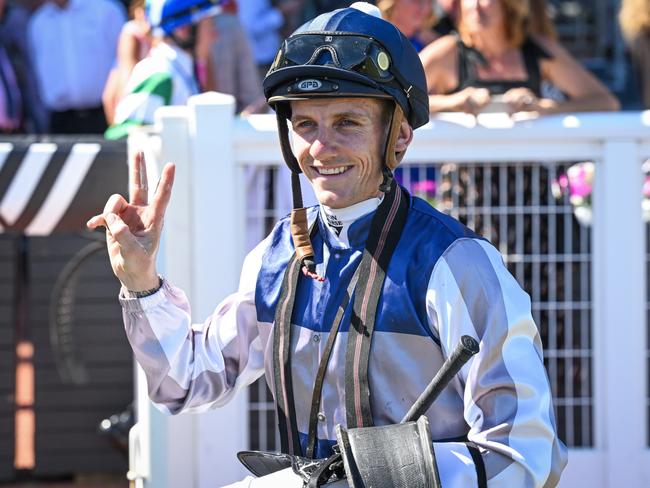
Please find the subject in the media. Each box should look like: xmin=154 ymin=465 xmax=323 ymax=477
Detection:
xmin=127 ymin=92 xmax=650 ymax=488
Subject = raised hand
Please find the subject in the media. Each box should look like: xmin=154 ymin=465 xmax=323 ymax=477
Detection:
xmin=87 ymin=152 xmax=175 ymax=292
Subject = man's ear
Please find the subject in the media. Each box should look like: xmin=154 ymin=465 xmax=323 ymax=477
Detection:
xmin=395 ymin=118 xmax=413 ymax=154
xmin=394 ymin=118 xmax=413 ymax=155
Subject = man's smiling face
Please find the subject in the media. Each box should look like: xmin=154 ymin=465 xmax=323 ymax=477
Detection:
xmin=290 ymin=97 xmax=388 ymax=209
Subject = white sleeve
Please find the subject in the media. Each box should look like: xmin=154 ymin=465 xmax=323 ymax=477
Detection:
xmin=119 ymin=235 xmax=270 ymax=414
xmin=427 ymin=238 xmax=568 ymax=487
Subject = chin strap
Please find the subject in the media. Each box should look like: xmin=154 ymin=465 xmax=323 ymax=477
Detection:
xmin=276 ymin=105 xmax=323 ymax=280
xmin=379 ymin=166 xmax=394 ymax=193
xmin=384 ymin=103 xmax=407 ymax=171
xmin=378 ymin=102 xmax=405 ymax=194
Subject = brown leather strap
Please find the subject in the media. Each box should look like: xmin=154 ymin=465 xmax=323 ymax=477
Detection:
xmin=291 ymin=207 xmax=314 ymax=263
xmin=385 ymin=104 xmax=406 ymax=170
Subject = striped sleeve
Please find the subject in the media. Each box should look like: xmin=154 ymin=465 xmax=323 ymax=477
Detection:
xmin=118 ymin=236 xmax=270 ymax=414
xmin=426 ymin=237 xmax=568 ymax=487
xmin=105 ymin=71 xmax=173 ymax=140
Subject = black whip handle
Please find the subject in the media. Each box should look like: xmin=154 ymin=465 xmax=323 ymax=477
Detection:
xmin=401 ymin=335 xmax=480 ymax=423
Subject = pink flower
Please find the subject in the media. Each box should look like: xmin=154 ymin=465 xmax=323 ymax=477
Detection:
xmin=412 ymin=179 xmax=436 ymax=194
xmin=566 ymin=163 xmax=593 ymax=198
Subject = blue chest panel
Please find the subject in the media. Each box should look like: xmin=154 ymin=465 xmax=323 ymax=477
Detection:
xmin=255 ymin=196 xmax=479 ymax=341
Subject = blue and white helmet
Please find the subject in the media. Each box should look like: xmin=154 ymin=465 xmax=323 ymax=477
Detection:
xmin=146 ymin=0 xmax=222 ymax=36
xmin=263 ymin=2 xmax=429 ymax=132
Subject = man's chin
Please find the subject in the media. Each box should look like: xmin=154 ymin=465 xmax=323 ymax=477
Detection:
xmin=315 ymin=190 xmax=351 ymax=209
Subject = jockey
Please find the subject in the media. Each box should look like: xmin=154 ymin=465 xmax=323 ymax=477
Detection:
xmin=105 ymin=0 xmax=220 ymax=139
xmin=89 ymin=2 xmax=568 ymax=487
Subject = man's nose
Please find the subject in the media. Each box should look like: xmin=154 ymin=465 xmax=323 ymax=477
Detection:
xmin=309 ymin=131 xmax=337 ymax=161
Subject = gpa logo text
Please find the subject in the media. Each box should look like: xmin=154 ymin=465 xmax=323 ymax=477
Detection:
xmin=297 ymin=79 xmax=322 ymax=91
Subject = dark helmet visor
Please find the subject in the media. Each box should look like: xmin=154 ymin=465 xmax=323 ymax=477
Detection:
xmin=274 ymin=33 xmax=395 ymax=84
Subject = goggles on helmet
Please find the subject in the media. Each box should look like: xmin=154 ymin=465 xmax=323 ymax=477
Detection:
xmin=273 ymin=33 xmax=395 ymax=85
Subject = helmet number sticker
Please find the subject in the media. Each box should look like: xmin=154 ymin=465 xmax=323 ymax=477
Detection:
xmin=297 ymin=79 xmax=323 ymax=91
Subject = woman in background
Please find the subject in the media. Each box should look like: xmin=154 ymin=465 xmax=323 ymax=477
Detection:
xmin=619 ymin=0 xmax=650 ymax=109
xmin=102 ymin=0 xmax=151 ymax=125
xmin=419 ymin=0 xmax=619 ymax=115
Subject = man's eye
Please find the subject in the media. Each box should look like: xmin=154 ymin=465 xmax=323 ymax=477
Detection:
xmin=338 ymin=118 xmax=359 ymax=127
xmin=294 ymin=120 xmax=315 ymax=130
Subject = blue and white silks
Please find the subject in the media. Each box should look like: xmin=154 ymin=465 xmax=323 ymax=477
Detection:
xmin=120 ymin=194 xmax=568 ymax=487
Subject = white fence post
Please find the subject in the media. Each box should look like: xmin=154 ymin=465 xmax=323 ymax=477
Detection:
xmin=592 ymin=139 xmax=647 ymax=487
xmin=145 ymin=105 xmax=199 ymax=488
xmin=186 ymin=92 xmax=249 ymax=487
xmin=127 ymin=97 xmax=250 ymax=488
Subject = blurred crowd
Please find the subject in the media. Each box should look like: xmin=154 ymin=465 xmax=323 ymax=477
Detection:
xmin=0 ymin=0 xmax=648 ymax=138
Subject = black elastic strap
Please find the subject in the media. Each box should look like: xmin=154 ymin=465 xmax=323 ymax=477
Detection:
xmin=276 ymin=106 xmax=302 ymax=174
xmin=276 ymin=106 xmax=304 ymax=209
xmin=291 ymin=171 xmax=303 ymax=210
xmin=344 ymin=181 xmax=410 ymax=429
xmin=305 ymin=271 xmax=360 ymax=459
xmin=466 ymin=443 xmax=487 ymax=488
xmin=379 ymin=103 xmax=396 ymax=194
xmin=378 ymin=166 xmax=393 ymax=193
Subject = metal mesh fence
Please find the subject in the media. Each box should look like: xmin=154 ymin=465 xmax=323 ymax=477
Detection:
xmin=248 ymin=376 xmax=279 ymax=452
xmin=246 ymin=160 xmax=594 ymax=450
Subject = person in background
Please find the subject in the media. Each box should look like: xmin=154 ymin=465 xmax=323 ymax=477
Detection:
xmin=104 ymin=0 xmax=218 ymax=125
xmin=619 ymin=0 xmax=650 ymax=109
xmin=377 ymin=0 xmax=438 ymax=52
xmin=211 ymin=4 xmax=268 ymax=115
xmin=104 ymin=0 xmax=219 ymax=140
xmin=0 ymin=0 xmax=47 ymax=133
xmin=0 ymin=41 xmax=21 ymax=133
xmin=27 ymin=0 xmax=125 ymax=134
xmin=102 ymin=0 xmax=151 ymax=125
xmin=419 ymin=0 xmax=619 ymax=116
xmin=238 ymin=0 xmax=303 ymax=81
xmin=194 ymin=16 xmax=218 ymax=91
